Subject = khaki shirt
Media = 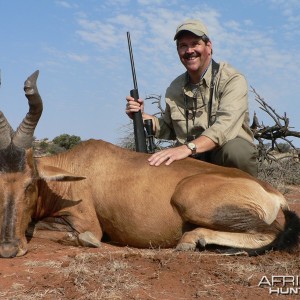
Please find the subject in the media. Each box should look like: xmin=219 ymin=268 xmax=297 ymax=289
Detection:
xmin=153 ymin=61 xmax=254 ymax=146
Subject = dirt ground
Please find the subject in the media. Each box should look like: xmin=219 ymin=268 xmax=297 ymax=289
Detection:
xmin=0 ymin=186 xmax=299 ymax=300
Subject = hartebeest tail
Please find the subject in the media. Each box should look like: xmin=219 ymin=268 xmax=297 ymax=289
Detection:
xmin=247 ymin=209 xmax=300 ymax=256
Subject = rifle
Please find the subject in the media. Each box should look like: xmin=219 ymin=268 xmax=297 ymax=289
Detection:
xmin=144 ymin=119 xmax=156 ymax=154
xmin=127 ymin=32 xmax=148 ymax=153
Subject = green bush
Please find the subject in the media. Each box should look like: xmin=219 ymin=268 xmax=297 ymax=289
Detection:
xmin=52 ymin=134 xmax=81 ymax=150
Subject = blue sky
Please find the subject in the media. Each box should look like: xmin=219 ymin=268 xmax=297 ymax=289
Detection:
xmin=0 ymin=0 xmax=299 ymax=146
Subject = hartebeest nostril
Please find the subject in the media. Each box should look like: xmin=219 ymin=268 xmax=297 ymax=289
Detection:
xmin=0 ymin=241 xmax=19 ymax=258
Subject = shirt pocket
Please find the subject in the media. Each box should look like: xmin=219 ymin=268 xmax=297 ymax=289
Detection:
xmin=170 ymin=106 xmax=185 ymax=121
xmin=169 ymin=109 xmax=187 ymax=138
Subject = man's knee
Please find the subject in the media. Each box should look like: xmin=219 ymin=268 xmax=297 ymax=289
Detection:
xmin=211 ymin=138 xmax=258 ymax=177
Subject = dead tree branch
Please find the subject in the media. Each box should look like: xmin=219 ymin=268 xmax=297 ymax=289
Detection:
xmin=250 ymin=87 xmax=300 ymax=139
xmin=145 ymin=94 xmax=164 ymax=117
xmin=250 ymin=86 xmax=300 ymax=162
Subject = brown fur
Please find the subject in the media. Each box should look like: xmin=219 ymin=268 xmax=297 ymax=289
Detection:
xmin=0 ymin=139 xmax=298 ymax=257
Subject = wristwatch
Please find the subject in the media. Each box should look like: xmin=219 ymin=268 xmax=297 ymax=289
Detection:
xmin=185 ymin=142 xmax=197 ymax=155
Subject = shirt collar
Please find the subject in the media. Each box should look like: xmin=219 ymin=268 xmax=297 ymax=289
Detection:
xmin=184 ymin=59 xmax=212 ymax=87
xmin=200 ymin=59 xmax=212 ymax=80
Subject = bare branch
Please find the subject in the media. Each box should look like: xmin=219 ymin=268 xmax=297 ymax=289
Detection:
xmin=250 ymin=87 xmax=300 ymax=142
xmin=145 ymin=94 xmax=164 ymax=116
xmin=250 ymin=86 xmax=300 ymax=165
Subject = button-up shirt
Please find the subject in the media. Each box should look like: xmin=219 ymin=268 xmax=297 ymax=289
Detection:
xmin=153 ymin=61 xmax=254 ymax=146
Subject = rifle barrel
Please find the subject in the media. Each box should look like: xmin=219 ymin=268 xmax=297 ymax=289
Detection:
xmin=127 ymin=32 xmax=138 ymax=90
xmin=127 ymin=32 xmax=148 ymax=153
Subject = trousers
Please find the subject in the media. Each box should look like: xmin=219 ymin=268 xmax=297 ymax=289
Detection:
xmin=194 ymin=137 xmax=258 ymax=177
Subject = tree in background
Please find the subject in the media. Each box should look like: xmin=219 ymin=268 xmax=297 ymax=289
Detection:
xmin=34 ymin=134 xmax=81 ymax=156
xmin=52 ymin=134 xmax=81 ymax=150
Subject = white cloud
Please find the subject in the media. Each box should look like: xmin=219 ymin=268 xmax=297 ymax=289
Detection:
xmin=71 ymin=1 xmax=299 ymax=99
xmin=55 ymin=0 xmax=78 ymax=9
xmin=67 ymin=53 xmax=89 ymax=62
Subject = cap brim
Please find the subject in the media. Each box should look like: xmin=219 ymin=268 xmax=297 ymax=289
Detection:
xmin=174 ymin=29 xmax=206 ymax=40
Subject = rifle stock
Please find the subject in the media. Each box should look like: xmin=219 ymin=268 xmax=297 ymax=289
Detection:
xmin=127 ymin=32 xmax=147 ymax=153
xmin=130 ymin=88 xmax=147 ymax=152
xmin=144 ymin=118 xmax=156 ymax=154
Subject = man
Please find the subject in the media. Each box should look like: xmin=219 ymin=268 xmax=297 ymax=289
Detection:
xmin=126 ymin=19 xmax=258 ymax=177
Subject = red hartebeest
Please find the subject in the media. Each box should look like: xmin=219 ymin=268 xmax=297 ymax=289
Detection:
xmin=0 ymin=71 xmax=299 ymax=258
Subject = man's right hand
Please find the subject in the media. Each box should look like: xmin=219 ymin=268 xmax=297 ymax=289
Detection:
xmin=125 ymin=96 xmax=144 ymax=119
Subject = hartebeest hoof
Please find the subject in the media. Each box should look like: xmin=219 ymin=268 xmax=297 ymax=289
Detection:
xmin=17 ymin=247 xmax=28 ymax=257
xmin=175 ymin=242 xmax=197 ymax=251
xmin=78 ymin=231 xmax=101 ymax=248
xmin=176 ymin=237 xmax=207 ymax=251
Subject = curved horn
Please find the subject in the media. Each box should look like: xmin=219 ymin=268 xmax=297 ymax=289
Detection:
xmin=0 ymin=112 xmax=14 ymax=149
xmin=13 ymin=70 xmax=43 ymax=149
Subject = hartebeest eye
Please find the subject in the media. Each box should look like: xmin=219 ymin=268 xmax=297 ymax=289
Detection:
xmin=24 ymin=182 xmax=37 ymax=197
xmin=24 ymin=183 xmax=38 ymax=207
xmin=25 ymin=184 xmax=34 ymax=193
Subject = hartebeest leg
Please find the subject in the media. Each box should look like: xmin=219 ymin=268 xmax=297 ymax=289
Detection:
xmin=172 ymin=173 xmax=286 ymax=251
xmin=26 ymin=218 xmax=101 ymax=247
xmin=176 ymin=227 xmax=277 ymax=251
xmin=27 ymin=228 xmax=101 ymax=247
xmin=27 ymin=228 xmax=79 ymax=246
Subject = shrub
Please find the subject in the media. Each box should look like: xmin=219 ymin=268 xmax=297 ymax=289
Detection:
xmin=52 ymin=134 xmax=81 ymax=150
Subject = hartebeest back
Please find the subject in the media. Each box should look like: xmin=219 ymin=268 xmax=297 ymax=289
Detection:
xmin=0 ymin=71 xmax=299 ymax=258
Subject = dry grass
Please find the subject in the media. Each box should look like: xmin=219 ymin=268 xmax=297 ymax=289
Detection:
xmin=258 ymin=157 xmax=300 ymax=191
xmin=0 ymin=245 xmax=299 ymax=299
xmin=59 ymin=252 xmax=144 ymax=299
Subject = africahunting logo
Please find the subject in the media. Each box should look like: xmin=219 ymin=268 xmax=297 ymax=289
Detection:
xmin=258 ymin=275 xmax=300 ymax=295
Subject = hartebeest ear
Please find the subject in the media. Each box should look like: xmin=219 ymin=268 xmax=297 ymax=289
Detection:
xmin=36 ymin=162 xmax=86 ymax=182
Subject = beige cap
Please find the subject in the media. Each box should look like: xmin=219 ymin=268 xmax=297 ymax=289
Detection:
xmin=174 ymin=19 xmax=208 ymax=40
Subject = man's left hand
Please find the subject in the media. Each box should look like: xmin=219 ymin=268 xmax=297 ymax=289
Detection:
xmin=148 ymin=145 xmax=191 ymax=166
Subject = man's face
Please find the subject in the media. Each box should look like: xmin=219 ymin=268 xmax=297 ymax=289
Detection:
xmin=177 ymin=32 xmax=212 ymax=80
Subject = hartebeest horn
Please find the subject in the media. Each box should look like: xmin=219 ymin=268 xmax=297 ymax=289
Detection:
xmin=12 ymin=70 xmax=43 ymax=149
xmin=0 ymin=112 xmax=14 ymax=149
